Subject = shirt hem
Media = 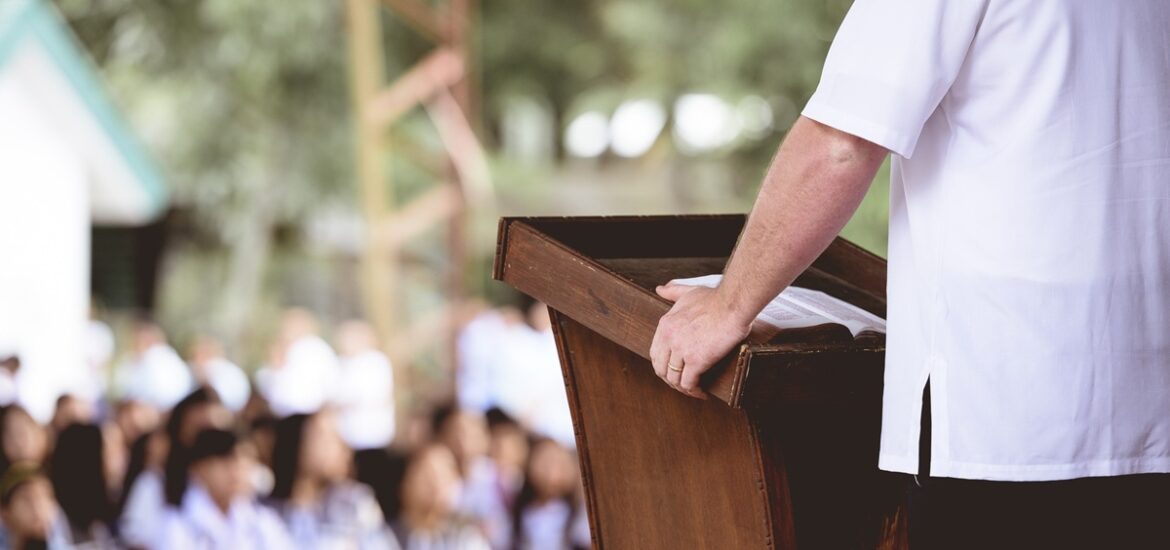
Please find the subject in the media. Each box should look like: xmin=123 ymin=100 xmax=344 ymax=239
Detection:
xmin=879 ymin=453 xmax=1170 ymax=482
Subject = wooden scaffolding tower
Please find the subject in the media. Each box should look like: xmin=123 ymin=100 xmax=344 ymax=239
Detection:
xmin=344 ymin=0 xmax=485 ymax=408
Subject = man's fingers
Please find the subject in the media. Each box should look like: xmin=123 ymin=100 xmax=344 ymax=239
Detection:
xmin=656 ymin=283 xmax=699 ymax=302
xmin=675 ymin=357 xmax=708 ymax=400
xmin=665 ymin=353 xmax=683 ymax=388
xmin=650 ymin=322 xmax=669 ymax=379
xmin=678 ymin=363 xmax=705 ymax=394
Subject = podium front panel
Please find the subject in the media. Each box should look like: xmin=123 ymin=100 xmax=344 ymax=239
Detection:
xmin=551 ymin=314 xmax=794 ymax=549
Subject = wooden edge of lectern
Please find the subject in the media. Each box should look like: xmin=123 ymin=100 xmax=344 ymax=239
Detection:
xmin=492 ymin=214 xmax=888 ymax=409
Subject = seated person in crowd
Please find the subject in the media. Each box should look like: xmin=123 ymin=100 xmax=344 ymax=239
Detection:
xmin=511 ymin=438 xmax=589 ymax=550
xmin=0 ymin=462 xmax=63 ymax=549
xmin=155 ymin=429 xmax=291 ymax=549
xmin=49 ymin=423 xmax=118 ymax=548
xmin=122 ymin=386 xmax=230 ymax=548
xmin=49 ymin=395 xmax=93 ymax=434
xmin=433 ymin=405 xmax=509 ymax=545
xmin=187 ymin=337 xmax=251 ymax=414
xmin=393 ymin=443 xmax=489 ymax=550
xmin=118 ymin=428 xmax=168 ymax=549
xmin=0 ymin=405 xmax=47 ymax=475
xmin=268 ymin=410 xmax=397 ymax=550
xmin=484 ymin=407 xmax=530 ymax=549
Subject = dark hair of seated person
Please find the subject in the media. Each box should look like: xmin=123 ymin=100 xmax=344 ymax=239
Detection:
xmin=164 ymin=386 xmax=222 ymax=505
xmin=118 ymin=430 xmax=152 ymax=518
xmin=268 ymin=413 xmax=310 ymax=501
xmin=485 ymin=406 xmax=520 ymax=431
xmin=430 ymin=402 xmax=457 ymax=437
xmin=188 ymin=429 xmax=240 ymax=465
xmin=48 ymin=423 xmax=114 ymax=535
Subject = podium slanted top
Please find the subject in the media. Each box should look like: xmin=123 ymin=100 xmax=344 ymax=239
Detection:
xmin=494 ymin=215 xmax=888 ymax=410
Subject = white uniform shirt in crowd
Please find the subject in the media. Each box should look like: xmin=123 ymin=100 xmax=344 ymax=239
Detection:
xmin=200 ymin=357 xmax=251 ymax=413
xmin=82 ymin=319 xmax=115 ymax=402
xmin=802 ymin=1 xmax=1170 ymax=481
xmin=518 ymin=500 xmax=573 ymax=550
xmin=118 ymin=343 xmax=193 ymax=410
xmin=333 ymin=350 xmax=396 ymax=450
xmin=495 ymin=326 xmax=575 ymax=447
xmin=120 ymin=468 xmax=165 ymax=548
xmin=155 ymin=483 xmax=293 ymax=550
xmin=257 ymin=336 xmax=340 ymax=417
xmin=456 ymin=312 xmax=576 ymax=447
xmin=456 ymin=310 xmax=508 ymax=413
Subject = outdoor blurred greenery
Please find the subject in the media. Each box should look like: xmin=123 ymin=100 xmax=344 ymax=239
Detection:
xmin=59 ymin=0 xmax=888 ymax=375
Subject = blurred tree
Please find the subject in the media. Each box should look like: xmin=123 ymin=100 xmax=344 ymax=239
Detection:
xmin=58 ymin=0 xmax=887 ymax=366
xmin=59 ymin=0 xmax=355 ymax=356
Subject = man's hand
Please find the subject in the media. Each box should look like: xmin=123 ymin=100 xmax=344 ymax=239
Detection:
xmin=648 ymin=116 xmax=886 ymax=400
xmin=650 ymin=283 xmax=753 ymax=399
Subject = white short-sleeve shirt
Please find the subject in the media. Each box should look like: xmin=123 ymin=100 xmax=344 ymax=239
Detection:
xmin=802 ymin=0 xmax=1170 ymax=481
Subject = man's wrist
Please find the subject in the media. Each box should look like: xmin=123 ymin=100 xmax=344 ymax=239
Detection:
xmin=713 ymin=281 xmax=758 ymax=330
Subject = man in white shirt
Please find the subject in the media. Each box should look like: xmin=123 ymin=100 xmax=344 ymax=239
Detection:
xmin=651 ymin=2 xmax=1170 ymax=547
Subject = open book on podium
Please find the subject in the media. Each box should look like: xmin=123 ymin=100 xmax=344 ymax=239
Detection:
xmin=494 ymin=215 xmax=908 ymax=550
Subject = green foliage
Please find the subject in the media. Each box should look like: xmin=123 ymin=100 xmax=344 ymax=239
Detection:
xmin=59 ymin=0 xmax=354 ymax=237
xmin=58 ymin=0 xmax=890 ymax=363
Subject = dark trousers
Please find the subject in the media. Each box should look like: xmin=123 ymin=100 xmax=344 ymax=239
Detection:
xmin=908 ymin=383 xmax=1170 ymax=550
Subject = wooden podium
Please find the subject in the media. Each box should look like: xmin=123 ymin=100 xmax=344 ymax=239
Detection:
xmin=494 ymin=215 xmax=907 ymax=550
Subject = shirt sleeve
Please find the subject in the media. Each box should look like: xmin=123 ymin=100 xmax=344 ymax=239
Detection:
xmin=801 ymin=0 xmax=988 ymax=158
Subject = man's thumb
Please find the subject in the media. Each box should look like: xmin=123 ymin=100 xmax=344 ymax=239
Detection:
xmin=656 ymin=282 xmax=696 ymax=302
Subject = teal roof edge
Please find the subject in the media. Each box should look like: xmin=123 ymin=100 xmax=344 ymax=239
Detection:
xmin=0 ymin=0 xmax=168 ymax=217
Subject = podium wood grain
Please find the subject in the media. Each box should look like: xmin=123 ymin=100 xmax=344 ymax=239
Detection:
xmin=495 ymin=215 xmax=907 ymax=549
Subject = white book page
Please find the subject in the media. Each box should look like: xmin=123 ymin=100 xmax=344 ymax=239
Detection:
xmin=667 ymin=274 xmax=886 ymax=337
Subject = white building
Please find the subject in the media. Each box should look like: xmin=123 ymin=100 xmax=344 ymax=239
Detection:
xmin=0 ymin=0 xmax=167 ymax=421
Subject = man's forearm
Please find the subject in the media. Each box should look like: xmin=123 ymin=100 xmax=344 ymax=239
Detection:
xmin=715 ymin=116 xmax=888 ymax=325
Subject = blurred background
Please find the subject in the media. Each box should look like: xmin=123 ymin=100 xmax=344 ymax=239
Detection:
xmin=0 ymin=0 xmax=887 ymax=547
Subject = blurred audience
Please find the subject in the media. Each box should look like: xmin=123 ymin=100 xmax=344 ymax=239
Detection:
xmin=162 ymin=387 xmax=232 ymax=507
xmin=121 ymin=386 xmax=229 ymax=547
xmin=512 ymin=438 xmax=589 ymax=550
xmin=456 ymin=302 xmax=575 ymax=447
xmin=0 ymin=356 xmax=21 ymax=407
xmin=433 ymin=404 xmax=516 ymax=549
xmin=486 ymin=407 xmax=529 ymax=513
xmin=101 ymin=423 xmax=129 ymax=501
xmin=0 ymin=462 xmax=63 ymax=549
xmin=50 ymin=394 xmax=93 ymax=433
xmin=118 ymin=427 xmax=168 ymax=548
xmin=0 ymin=304 xmax=591 ymax=549
xmin=115 ymin=320 xmax=193 ymax=411
xmin=256 ymin=309 xmax=340 ymax=417
xmin=48 ymin=423 xmax=117 ymax=548
xmin=112 ymin=399 xmax=161 ymax=448
xmin=455 ymin=303 xmax=518 ymax=414
xmin=83 ymin=308 xmax=116 ymax=406
xmin=394 ymin=443 xmax=490 ymax=550
xmin=188 ymin=337 xmax=251 ymax=414
xmin=269 ymin=410 xmax=396 ymax=549
xmin=156 ymin=429 xmax=291 ymax=548
xmin=0 ymin=405 xmax=47 ymax=475
xmin=333 ymin=320 xmax=396 ymax=454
